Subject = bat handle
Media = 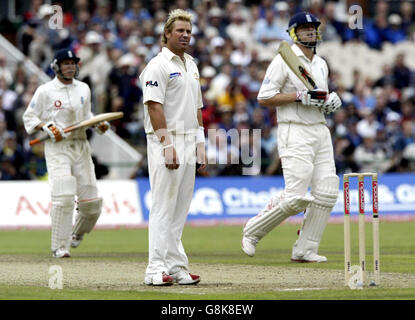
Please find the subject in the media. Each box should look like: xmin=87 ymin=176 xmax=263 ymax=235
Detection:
xmin=29 ymin=135 xmax=49 ymax=146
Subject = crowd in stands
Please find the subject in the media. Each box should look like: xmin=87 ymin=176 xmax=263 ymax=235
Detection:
xmin=1 ymin=0 xmax=415 ymax=180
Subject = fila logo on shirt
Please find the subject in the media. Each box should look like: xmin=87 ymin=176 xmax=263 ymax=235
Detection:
xmin=54 ymin=100 xmax=62 ymax=109
xmin=146 ymin=80 xmax=158 ymax=87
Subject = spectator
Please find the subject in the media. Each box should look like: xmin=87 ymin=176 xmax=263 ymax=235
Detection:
xmin=230 ymin=41 xmax=252 ymax=68
xmin=209 ymin=36 xmax=226 ymax=68
xmin=216 ymin=79 xmax=246 ymax=112
xmin=385 ymin=14 xmax=407 ymax=44
xmin=108 ymin=54 xmax=142 ymax=125
xmin=205 ymin=122 xmax=239 ymax=176
xmin=29 ymin=4 xmax=61 ymax=70
xmin=392 ymin=53 xmax=413 ymax=89
xmin=124 ymin=0 xmax=152 ymax=23
xmin=393 ymin=120 xmax=415 ymax=152
xmin=356 ymin=109 xmax=382 ymax=139
xmin=78 ymin=30 xmax=113 ymax=113
xmin=374 ymin=64 xmax=394 ymax=88
xmin=0 ymin=132 xmax=29 ymax=180
xmin=206 ymin=7 xmax=228 ymax=39
xmin=351 ymin=83 xmax=376 ymax=111
xmin=353 ymin=128 xmax=392 ymax=173
xmin=23 ymin=143 xmax=47 ymax=180
xmin=226 ymin=10 xmax=252 ymax=46
xmin=400 ymin=1 xmax=415 ymax=36
xmin=0 ymin=76 xmax=17 ymax=131
xmin=233 ymin=101 xmax=250 ymax=126
xmin=364 ymin=13 xmax=390 ymax=50
xmin=274 ymin=1 xmax=290 ymax=31
xmin=0 ymin=54 xmax=13 ymax=87
xmin=323 ymin=1 xmax=347 ymax=42
xmin=253 ymin=9 xmax=290 ymax=44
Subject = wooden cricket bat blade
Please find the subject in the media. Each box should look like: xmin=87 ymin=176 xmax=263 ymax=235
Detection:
xmin=278 ymin=41 xmax=316 ymax=91
xmin=29 ymin=112 xmax=124 ymax=146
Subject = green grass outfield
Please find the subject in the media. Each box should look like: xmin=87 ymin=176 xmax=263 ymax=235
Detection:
xmin=0 ymin=221 xmax=414 ymax=300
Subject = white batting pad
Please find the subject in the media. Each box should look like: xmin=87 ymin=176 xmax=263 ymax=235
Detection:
xmin=51 ymin=202 xmax=75 ymax=252
xmin=292 ymin=175 xmax=339 ymax=256
xmin=50 ymin=176 xmax=76 ymax=252
xmin=72 ymin=198 xmax=103 ymax=235
xmin=244 ymin=193 xmax=314 ymax=240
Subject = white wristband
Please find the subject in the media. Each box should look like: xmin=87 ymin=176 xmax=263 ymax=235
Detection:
xmin=162 ymin=143 xmax=173 ymax=149
xmin=196 ymin=126 xmax=205 ymax=145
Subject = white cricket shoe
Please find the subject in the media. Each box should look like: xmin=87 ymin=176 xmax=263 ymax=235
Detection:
xmin=70 ymin=234 xmax=83 ymax=248
xmin=53 ymin=248 xmax=71 ymax=258
xmin=144 ymin=272 xmax=174 ymax=286
xmin=170 ymin=268 xmax=201 ymax=285
xmin=291 ymin=251 xmax=327 ymax=263
xmin=241 ymin=235 xmax=258 ymax=257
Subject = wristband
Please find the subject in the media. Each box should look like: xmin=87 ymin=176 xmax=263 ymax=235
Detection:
xmin=162 ymin=143 xmax=173 ymax=149
xmin=196 ymin=126 xmax=205 ymax=145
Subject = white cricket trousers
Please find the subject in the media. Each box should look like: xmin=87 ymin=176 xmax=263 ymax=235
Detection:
xmin=145 ymin=133 xmax=196 ymax=276
xmin=45 ymin=139 xmax=98 ymax=200
xmin=45 ymin=139 xmax=98 ymax=251
xmin=277 ymin=122 xmax=336 ymax=196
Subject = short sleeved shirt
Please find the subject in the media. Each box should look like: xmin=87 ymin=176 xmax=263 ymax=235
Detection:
xmin=139 ymin=47 xmax=203 ymax=134
xmin=22 ymin=77 xmax=92 ymax=140
xmin=258 ymin=44 xmax=329 ymax=125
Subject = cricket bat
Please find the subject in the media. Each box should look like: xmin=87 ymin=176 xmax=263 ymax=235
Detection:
xmin=29 ymin=112 xmax=124 ymax=146
xmin=278 ymin=41 xmax=317 ymax=91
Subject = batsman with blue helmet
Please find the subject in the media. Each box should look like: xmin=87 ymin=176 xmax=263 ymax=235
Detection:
xmin=242 ymin=12 xmax=342 ymax=263
xmin=22 ymin=48 xmax=110 ymax=258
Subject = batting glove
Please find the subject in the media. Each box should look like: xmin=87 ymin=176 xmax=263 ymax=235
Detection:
xmin=42 ymin=121 xmax=67 ymax=142
xmin=321 ymin=92 xmax=342 ymax=114
xmin=94 ymin=121 xmax=110 ymax=135
xmin=296 ymin=89 xmax=327 ymax=108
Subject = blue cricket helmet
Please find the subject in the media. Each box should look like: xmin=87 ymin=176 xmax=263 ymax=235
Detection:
xmin=52 ymin=48 xmax=80 ymax=64
xmin=50 ymin=48 xmax=80 ymax=78
xmin=287 ymin=12 xmax=322 ymax=46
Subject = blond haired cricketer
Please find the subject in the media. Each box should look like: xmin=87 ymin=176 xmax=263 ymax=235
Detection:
xmin=139 ymin=9 xmax=206 ymax=286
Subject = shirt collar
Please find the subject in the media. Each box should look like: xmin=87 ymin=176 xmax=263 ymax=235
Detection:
xmin=292 ymin=43 xmax=305 ymax=57
xmin=53 ymin=76 xmax=77 ymax=89
xmin=162 ymin=47 xmax=194 ymax=62
xmin=292 ymin=43 xmax=313 ymax=63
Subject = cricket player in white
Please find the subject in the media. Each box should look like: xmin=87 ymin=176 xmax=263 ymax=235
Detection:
xmin=22 ymin=49 xmax=109 ymax=258
xmin=242 ymin=12 xmax=342 ymax=262
xmin=139 ymin=10 xmax=206 ymax=286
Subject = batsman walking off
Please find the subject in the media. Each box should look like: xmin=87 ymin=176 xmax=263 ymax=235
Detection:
xmin=22 ymin=49 xmax=110 ymax=258
xmin=242 ymin=12 xmax=342 ymax=262
xmin=139 ymin=9 xmax=206 ymax=286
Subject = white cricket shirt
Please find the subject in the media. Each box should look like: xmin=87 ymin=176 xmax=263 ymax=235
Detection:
xmin=258 ymin=43 xmax=329 ymax=125
xmin=139 ymin=47 xmax=203 ymax=134
xmin=23 ymin=77 xmax=92 ymax=140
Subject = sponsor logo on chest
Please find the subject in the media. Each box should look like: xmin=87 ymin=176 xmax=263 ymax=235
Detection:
xmin=54 ymin=100 xmax=62 ymax=109
xmin=169 ymin=72 xmax=182 ymax=79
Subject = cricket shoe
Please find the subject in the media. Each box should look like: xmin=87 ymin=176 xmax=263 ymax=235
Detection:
xmin=53 ymin=248 xmax=71 ymax=258
xmin=170 ymin=268 xmax=200 ymax=285
xmin=70 ymin=234 xmax=83 ymax=248
xmin=144 ymin=272 xmax=174 ymax=286
xmin=241 ymin=235 xmax=258 ymax=257
xmin=291 ymin=251 xmax=327 ymax=263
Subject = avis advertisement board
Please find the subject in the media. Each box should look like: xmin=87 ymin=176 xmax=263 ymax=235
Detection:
xmin=137 ymin=172 xmax=415 ymax=223
xmin=0 ymin=180 xmax=143 ymax=229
